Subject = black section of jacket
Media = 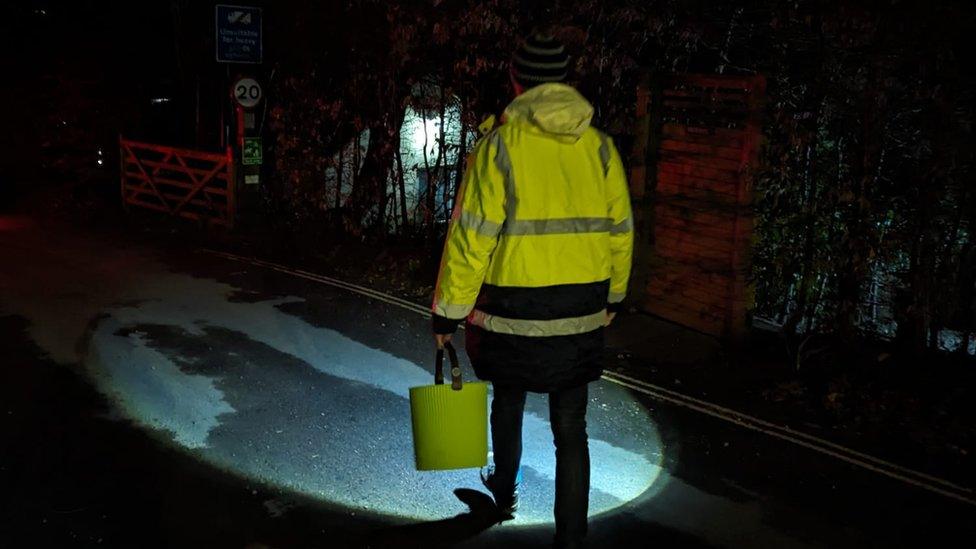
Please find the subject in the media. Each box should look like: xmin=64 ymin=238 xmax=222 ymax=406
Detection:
xmin=463 ymin=280 xmax=610 ymax=392
xmin=476 ymin=280 xmax=610 ymax=320
xmin=465 ymin=324 xmax=604 ymax=393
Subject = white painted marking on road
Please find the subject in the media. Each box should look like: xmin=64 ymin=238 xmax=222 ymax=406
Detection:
xmin=199 ymin=249 xmax=976 ymax=507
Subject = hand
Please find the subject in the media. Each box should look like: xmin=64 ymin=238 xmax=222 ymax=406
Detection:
xmin=435 ymin=333 xmax=453 ymax=349
xmin=606 ymin=312 xmax=617 ymax=326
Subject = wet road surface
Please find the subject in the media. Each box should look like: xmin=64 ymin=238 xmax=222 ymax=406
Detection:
xmin=1 ymin=216 xmax=973 ymax=548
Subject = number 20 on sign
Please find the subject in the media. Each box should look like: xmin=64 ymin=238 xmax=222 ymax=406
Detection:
xmin=233 ymin=77 xmax=262 ymax=108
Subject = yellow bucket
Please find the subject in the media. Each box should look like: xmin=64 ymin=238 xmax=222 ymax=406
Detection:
xmin=409 ymin=342 xmax=488 ymax=471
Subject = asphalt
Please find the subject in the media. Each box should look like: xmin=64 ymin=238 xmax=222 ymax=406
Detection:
xmin=1 ymin=215 xmax=973 ymax=548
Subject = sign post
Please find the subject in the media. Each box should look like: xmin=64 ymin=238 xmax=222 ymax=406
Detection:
xmin=216 ymin=5 xmax=265 ymax=225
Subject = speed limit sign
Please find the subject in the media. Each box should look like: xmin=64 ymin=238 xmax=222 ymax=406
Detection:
xmin=232 ymin=77 xmax=262 ymax=108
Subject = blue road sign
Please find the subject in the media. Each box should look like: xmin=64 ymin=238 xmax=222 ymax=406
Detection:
xmin=216 ymin=5 xmax=262 ymax=64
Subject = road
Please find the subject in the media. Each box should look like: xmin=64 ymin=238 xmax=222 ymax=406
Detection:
xmin=1 ymin=215 xmax=972 ymax=548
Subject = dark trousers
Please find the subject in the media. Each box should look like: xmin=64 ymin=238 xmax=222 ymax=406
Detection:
xmin=490 ymin=382 xmax=590 ymax=542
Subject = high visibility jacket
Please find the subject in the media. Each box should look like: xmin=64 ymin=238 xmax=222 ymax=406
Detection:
xmin=432 ymin=83 xmax=634 ymax=391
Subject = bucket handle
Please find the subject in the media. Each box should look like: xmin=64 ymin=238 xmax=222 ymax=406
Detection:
xmin=435 ymin=341 xmax=464 ymax=391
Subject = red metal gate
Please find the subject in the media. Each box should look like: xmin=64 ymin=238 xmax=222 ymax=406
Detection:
xmin=120 ymin=139 xmax=236 ymax=228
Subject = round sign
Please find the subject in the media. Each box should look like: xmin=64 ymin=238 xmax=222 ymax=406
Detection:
xmin=233 ymin=77 xmax=262 ymax=108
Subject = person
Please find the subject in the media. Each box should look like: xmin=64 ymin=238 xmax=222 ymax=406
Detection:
xmin=431 ymin=32 xmax=634 ymax=549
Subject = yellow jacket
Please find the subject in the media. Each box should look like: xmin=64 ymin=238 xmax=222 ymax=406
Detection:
xmin=433 ymin=83 xmax=634 ymax=340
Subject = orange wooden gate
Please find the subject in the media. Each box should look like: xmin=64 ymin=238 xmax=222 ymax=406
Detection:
xmin=630 ymin=74 xmax=765 ymax=338
xmin=120 ymin=139 xmax=236 ymax=228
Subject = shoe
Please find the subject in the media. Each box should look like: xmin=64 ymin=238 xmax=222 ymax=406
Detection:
xmin=480 ymin=465 xmax=520 ymax=515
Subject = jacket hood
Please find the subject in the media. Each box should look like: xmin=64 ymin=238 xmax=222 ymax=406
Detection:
xmin=503 ymin=83 xmax=594 ymax=142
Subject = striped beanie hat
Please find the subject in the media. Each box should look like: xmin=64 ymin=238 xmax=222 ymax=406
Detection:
xmin=512 ymin=33 xmax=570 ymax=87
